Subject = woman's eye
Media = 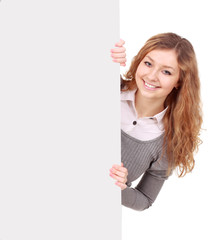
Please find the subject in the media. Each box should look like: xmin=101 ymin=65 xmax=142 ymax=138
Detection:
xmin=145 ymin=62 xmax=152 ymax=66
xmin=144 ymin=61 xmax=152 ymax=67
xmin=163 ymin=70 xmax=171 ymax=75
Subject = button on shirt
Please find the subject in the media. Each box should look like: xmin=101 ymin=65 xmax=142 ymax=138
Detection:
xmin=121 ymin=89 xmax=168 ymax=141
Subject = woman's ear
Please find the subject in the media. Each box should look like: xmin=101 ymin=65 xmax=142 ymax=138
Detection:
xmin=174 ymin=80 xmax=180 ymax=89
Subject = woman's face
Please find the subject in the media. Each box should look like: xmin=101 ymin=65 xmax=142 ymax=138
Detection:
xmin=135 ymin=49 xmax=180 ymax=104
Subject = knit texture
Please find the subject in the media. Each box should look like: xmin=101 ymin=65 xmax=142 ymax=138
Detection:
xmin=121 ymin=130 xmax=171 ymax=211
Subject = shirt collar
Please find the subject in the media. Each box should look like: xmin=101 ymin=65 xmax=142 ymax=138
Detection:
xmin=121 ymin=89 xmax=168 ymax=122
xmin=120 ymin=89 xmax=137 ymax=102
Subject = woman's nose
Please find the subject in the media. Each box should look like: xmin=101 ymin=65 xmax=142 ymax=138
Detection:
xmin=145 ymin=69 xmax=159 ymax=82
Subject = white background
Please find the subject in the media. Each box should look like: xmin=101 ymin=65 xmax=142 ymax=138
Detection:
xmin=0 ymin=1 xmax=121 ymax=240
xmin=120 ymin=0 xmax=224 ymax=239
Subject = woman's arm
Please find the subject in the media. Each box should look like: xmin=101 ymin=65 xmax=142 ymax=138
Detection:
xmin=110 ymin=161 xmax=169 ymax=211
xmin=121 ymin=168 xmax=168 ymax=211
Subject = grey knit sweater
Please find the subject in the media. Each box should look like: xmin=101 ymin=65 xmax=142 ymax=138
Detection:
xmin=121 ymin=129 xmax=171 ymax=211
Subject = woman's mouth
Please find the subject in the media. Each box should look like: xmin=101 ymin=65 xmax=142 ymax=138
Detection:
xmin=143 ymin=80 xmax=159 ymax=90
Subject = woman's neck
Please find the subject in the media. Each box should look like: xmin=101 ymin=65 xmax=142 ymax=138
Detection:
xmin=134 ymin=90 xmax=165 ymax=118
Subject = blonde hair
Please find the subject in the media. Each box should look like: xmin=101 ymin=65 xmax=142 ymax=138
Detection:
xmin=121 ymin=33 xmax=203 ymax=177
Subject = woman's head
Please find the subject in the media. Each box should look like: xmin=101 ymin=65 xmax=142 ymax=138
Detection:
xmin=122 ymin=32 xmax=202 ymax=177
xmin=124 ymin=32 xmax=199 ymax=107
xmin=134 ymin=48 xmax=180 ymax=107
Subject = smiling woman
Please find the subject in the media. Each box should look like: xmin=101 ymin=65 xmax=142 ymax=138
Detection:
xmin=110 ymin=32 xmax=203 ymax=211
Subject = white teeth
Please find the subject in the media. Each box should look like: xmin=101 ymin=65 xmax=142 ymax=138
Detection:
xmin=145 ymin=82 xmax=156 ymax=88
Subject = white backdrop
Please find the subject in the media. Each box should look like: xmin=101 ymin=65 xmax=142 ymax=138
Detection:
xmin=120 ymin=0 xmax=224 ymax=239
xmin=0 ymin=1 xmax=121 ymax=240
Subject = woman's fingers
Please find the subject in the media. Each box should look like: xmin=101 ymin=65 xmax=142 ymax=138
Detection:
xmin=111 ymin=163 xmax=128 ymax=175
xmin=115 ymin=181 xmax=127 ymax=190
xmin=111 ymin=52 xmax=126 ymax=58
xmin=110 ymin=163 xmax=128 ymax=182
xmin=110 ymin=46 xmax=126 ymax=53
xmin=109 ymin=171 xmax=127 ymax=184
xmin=109 ymin=163 xmax=128 ymax=190
xmin=110 ymin=167 xmax=127 ymax=178
xmin=112 ymin=57 xmax=127 ymax=63
xmin=110 ymin=39 xmax=126 ymax=66
xmin=115 ymin=39 xmax=125 ymax=47
xmin=112 ymin=163 xmax=128 ymax=174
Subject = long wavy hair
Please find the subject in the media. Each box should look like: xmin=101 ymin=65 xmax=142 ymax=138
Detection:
xmin=121 ymin=32 xmax=203 ymax=177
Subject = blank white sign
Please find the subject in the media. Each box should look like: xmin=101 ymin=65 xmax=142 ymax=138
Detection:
xmin=0 ymin=1 xmax=121 ymax=240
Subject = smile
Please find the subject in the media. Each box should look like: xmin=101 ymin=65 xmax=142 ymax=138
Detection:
xmin=143 ymin=80 xmax=159 ymax=90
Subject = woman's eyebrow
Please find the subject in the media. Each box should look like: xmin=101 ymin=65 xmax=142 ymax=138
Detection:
xmin=145 ymin=55 xmax=175 ymax=71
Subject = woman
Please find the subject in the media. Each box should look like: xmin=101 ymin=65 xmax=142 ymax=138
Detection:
xmin=109 ymin=33 xmax=203 ymax=211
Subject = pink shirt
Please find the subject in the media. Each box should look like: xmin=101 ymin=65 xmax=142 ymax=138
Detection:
xmin=121 ymin=89 xmax=167 ymax=141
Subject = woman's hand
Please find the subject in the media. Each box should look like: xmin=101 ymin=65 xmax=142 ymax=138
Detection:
xmin=109 ymin=162 xmax=128 ymax=190
xmin=110 ymin=39 xmax=126 ymax=66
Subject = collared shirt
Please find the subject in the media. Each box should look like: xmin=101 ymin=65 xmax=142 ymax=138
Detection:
xmin=121 ymin=89 xmax=167 ymax=141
